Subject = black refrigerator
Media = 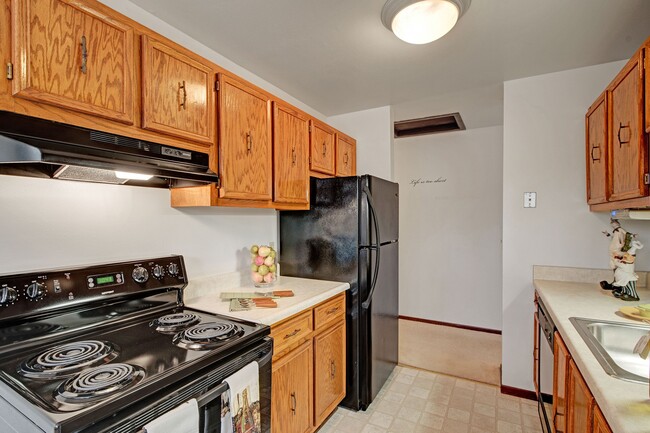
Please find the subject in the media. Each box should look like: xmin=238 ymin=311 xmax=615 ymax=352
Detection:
xmin=279 ymin=175 xmax=398 ymax=411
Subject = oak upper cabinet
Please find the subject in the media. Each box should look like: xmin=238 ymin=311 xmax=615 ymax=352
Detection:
xmin=11 ymin=0 xmax=135 ymax=124
xmin=271 ymin=340 xmax=313 ymax=433
xmin=646 ymin=42 xmax=650 ymax=134
xmin=273 ymin=102 xmax=310 ymax=207
xmin=607 ymin=50 xmax=646 ymax=202
xmin=335 ymin=132 xmax=356 ymax=177
xmin=566 ymin=359 xmax=594 ymax=433
xmin=585 ymin=94 xmax=608 ymax=204
xmin=218 ymin=74 xmax=272 ymax=201
xmin=310 ymin=119 xmax=336 ymax=175
xmin=141 ymin=35 xmax=215 ymax=145
xmin=592 ymin=405 xmax=613 ymax=433
xmin=553 ymin=331 xmax=570 ymax=433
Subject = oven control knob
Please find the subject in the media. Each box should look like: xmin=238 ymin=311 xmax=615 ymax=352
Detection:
xmin=26 ymin=282 xmax=46 ymax=301
xmin=132 ymin=267 xmax=149 ymax=284
xmin=152 ymin=265 xmax=165 ymax=279
xmin=0 ymin=286 xmax=18 ymax=305
xmin=167 ymin=263 xmax=179 ymax=277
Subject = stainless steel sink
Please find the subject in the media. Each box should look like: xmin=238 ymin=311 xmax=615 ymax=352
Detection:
xmin=570 ymin=317 xmax=650 ymax=384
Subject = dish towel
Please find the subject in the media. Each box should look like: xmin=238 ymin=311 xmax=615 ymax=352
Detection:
xmin=144 ymin=398 xmax=199 ymax=433
xmin=221 ymin=361 xmax=261 ymax=433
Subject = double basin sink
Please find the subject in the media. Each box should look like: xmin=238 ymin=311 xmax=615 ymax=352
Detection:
xmin=570 ymin=317 xmax=649 ymax=384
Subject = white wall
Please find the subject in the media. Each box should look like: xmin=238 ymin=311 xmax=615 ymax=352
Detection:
xmin=328 ymin=106 xmax=394 ymax=180
xmin=501 ymin=59 xmax=650 ymax=390
xmin=98 ymin=0 xmax=326 ymax=121
xmin=394 ymin=126 xmax=504 ymax=330
xmin=0 ymin=176 xmax=276 ymax=278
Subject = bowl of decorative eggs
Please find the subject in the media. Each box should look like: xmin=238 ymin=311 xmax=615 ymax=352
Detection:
xmin=250 ymin=245 xmax=277 ymax=288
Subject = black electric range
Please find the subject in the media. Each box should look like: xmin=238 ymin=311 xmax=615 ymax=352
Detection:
xmin=0 ymin=256 xmax=271 ymax=433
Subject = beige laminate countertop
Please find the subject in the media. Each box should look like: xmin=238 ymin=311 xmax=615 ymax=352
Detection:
xmin=534 ymin=279 xmax=650 ymax=433
xmin=185 ymin=275 xmax=349 ymax=326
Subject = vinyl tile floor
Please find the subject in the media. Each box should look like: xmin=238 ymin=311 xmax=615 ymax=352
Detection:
xmin=317 ymin=366 xmax=543 ymax=433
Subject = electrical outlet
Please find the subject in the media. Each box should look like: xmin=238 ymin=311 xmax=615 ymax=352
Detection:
xmin=524 ymin=192 xmax=537 ymax=208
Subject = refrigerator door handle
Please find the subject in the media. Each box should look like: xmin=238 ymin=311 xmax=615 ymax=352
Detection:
xmin=361 ymin=185 xmax=381 ymax=310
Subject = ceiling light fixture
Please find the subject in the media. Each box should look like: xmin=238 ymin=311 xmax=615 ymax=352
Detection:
xmin=381 ymin=0 xmax=471 ymax=45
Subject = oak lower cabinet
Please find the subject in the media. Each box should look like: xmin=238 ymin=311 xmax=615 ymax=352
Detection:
xmin=11 ymin=0 xmax=135 ymax=124
xmin=335 ymin=132 xmax=356 ymax=177
xmin=141 ymin=35 xmax=215 ymax=145
xmin=592 ymin=405 xmax=613 ymax=433
xmin=270 ymin=293 xmax=346 ymax=433
xmin=566 ymin=359 xmax=594 ymax=433
xmin=585 ymin=93 xmax=608 ymax=204
xmin=553 ymin=331 xmax=570 ymax=433
xmin=310 ymin=119 xmax=336 ymax=176
xmin=646 ymin=41 xmax=650 ymax=134
xmin=546 ymin=326 xmax=612 ymax=433
xmin=272 ymin=340 xmax=313 ymax=433
xmin=273 ymin=101 xmax=310 ymax=209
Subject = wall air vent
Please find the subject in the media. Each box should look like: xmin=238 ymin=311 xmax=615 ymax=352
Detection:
xmin=393 ymin=112 xmax=466 ymax=138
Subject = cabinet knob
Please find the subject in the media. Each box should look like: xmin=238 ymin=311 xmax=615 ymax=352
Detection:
xmin=290 ymin=392 xmax=296 ymax=414
xmin=80 ymin=35 xmax=88 ymax=74
xmin=590 ymin=144 xmax=601 ymax=162
xmin=246 ymin=132 xmax=253 ymax=152
xmin=178 ymin=81 xmax=187 ymax=110
xmin=322 ymin=141 xmax=327 ymax=157
xmin=330 ymin=360 xmax=336 ymax=379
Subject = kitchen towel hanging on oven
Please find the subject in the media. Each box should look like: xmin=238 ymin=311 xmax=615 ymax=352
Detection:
xmin=144 ymin=398 xmax=199 ymax=433
xmin=221 ymin=361 xmax=261 ymax=433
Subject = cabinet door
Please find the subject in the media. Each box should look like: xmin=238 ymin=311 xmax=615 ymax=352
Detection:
xmin=310 ymin=120 xmax=336 ymax=175
xmin=273 ymin=102 xmax=309 ymax=205
xmin=592 ymin=405 xmax=613 ymax=433
xmin=141 ymin=35 xmax=215 ymax=144
xmin=272 ymin=340 xmax=313 ymax=433
xmin=586 ymin=94 xmax=608 ymax=204
xmin=646 ymin=44 xmax=650 ymax=134
xmin=336 ymin=133 xmax=356 ymax=177
xmin=608 ymin=51 xmax=647 ymax=201
xmin=313 ymin=322 xmax=346 ymax=425
xmin=553 ymin=331 xmax=570 ymax=433
xmin=218 ymin=74 xmax=272 ymax=201
xmin=566 ymin=359 xmax=593 ymax=433
xmin=12 ymin=0 xmax=134 ymax=123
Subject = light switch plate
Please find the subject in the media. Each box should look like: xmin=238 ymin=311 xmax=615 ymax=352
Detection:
xmin=524 ymin=192 xmax=537 ymax=208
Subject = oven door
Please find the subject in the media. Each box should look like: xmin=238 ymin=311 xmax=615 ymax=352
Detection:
xmin=88 ymin=338 xmax=273 ymax=433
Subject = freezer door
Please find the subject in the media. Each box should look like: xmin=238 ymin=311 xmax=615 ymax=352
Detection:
xmin=366 ymin=176 xmax=399 ymax=243
xmin=359 ymin=240 xmax=398 ymax=408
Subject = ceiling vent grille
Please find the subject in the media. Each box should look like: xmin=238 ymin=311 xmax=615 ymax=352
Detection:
xmin=393 ymin=113 xmax=465 ymax=138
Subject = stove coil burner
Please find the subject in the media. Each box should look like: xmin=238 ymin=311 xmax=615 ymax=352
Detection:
xmin=19 ymin=340 xmax=118 ymax=379
xmin=151 ymin=312 xmax=201 ymax=333
xmin=173 ymin=322 xmax=245 ymax=350
xmin=55 ymin=363 xmax=145 ymax=405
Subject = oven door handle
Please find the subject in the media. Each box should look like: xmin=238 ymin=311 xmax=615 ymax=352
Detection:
xmin=195 ymin=348 xmax=273 ymax=406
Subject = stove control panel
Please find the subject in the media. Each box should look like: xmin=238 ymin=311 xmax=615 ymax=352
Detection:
xmin=0 ymin=255 xmax=186 ymax=322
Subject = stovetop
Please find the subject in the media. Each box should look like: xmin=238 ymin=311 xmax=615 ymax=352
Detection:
xmin=0 ymin=305 xmax=267 ymax=413
xmin=0 ymin=255 xmax=270 ymax=426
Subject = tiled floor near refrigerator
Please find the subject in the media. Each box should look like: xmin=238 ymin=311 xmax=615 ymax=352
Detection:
xmin=318 ymin=366 xmax=542 ymax=433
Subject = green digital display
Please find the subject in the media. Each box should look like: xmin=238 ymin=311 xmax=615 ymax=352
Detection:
xmin=96 ymin=275 xmax=115 ymax=285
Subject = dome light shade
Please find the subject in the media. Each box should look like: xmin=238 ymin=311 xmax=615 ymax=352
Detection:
xmin=381 ymin=0 xmax=471 ymax=45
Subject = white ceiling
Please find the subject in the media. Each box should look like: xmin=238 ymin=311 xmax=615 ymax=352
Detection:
xmin=129 ymin=0 xmax=650 ymax=124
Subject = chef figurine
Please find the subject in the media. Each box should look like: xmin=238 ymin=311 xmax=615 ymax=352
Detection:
xmin=600 ymin=219 xmax=643 ymax=301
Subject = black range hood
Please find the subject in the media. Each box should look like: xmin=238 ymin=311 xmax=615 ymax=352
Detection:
xmin=0 ymin=111 xmax=219 ymax=188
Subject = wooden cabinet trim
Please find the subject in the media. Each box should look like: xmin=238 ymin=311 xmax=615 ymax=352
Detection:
xmin=552 ymin=331 xmax=570 ymax=433
xmin=11 ymin=0 xmax=135 ymax=124
xmin=593 ymin=404 xmax=613 ymax=433
xmin=566 ymin=358 xmax=594 ymax=433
